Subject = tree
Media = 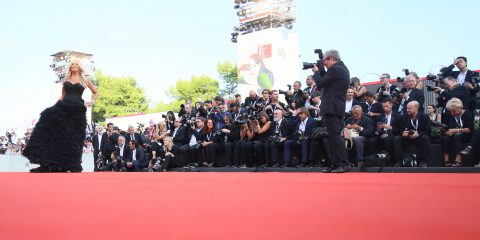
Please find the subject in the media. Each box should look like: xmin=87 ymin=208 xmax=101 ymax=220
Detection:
xmin=167 ymin=75 xmax=219 ymax=103
xmin=92 ymin=71 xmax=149 ymax=122
xmin=217 ymin=60 xmax=237 ymax=98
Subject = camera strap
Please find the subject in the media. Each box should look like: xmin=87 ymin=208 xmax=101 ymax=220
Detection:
xmin=456 ymin=115 xmax=463 ymax=128
xmin=410 ymin=118 xmax=418 ymax=131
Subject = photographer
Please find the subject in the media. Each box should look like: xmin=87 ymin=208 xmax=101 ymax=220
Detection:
xmin=285 ymin=81 xmax=305 ymax=108
xmin=345 ymin=88 xmax=366 ymax=118
xmin=441 ymin=98 xmax=473 ymax=167
xmin=219 ymin=114 xmax=240 ymax=167
xmin=100 ymin=123 xmax=116 ymax=164
xmin=92 ymin=125 xmax=104 ymax=172
xmin=105 ymin=152 xmax=126 ymax=172
xmin=169 ymin=118 xmax=190 ymax=165
xmin=159 ymin=137 xmax=181 ymax=172
xmin=229 ymin=103 xmax=242 ymax=123
xmin=303 ymin=75 xmax=318 ymax=108
xmin=375 ymin=73 xmax=400 ymax=102
xmin=351 ymin=77 xmax=367 ymax=102
xmin=125 ymin=140 xmax=146 ymax=172
xmin=252 ymin=112 xmax=272 ymax=166
xmin=148 ymin=122 xmax=170 ymax=168
xmin=344 ymin=105 xmax=375 ymax=166
xmin=234 ymin=118 xmax=255 ymax=168
xmin=105 ymin=135 xmax=130 ymax=171
xmin=265 ymin=109 xmax=289 ymax=167
xmin=126 ymin=125 xmax=146 ymax=148
xmin=263 ymin=90 xmax=287 ymax=121
xmin=393 ymin=101 xmax=431 ymax=167
xmin=244 ymin=90 xmax=260 ymax=114
xmin=163 ymin=111 xmax=176 ymax=131
xmin=312 ymin=49 xmax=351 ymax=173
xmin=366 ymin=100 xmax=402 ymax=165
xmin=433 ymin=76 xmax=471 ymax=113
xmin=308 ymin=92 xmax=322 ymax=119
xmin=397 ymin=75 xmax=425 ymax=116
xmin=194 ymin=101 xmax=208 ymax=119
xmin=201 ymin=118 xmax=221 ymax=167
xmin=259 ymin=89 xmax=271 ymax=107
xmin=283 ymin=107 xmax=316 ymax=167
xmin=186 ymin=117 xmax=206 ymax=167
xmin=364 ymin=91 xmax=384 ymax=122
xmin=443 ymin=56 xmax=480 ymax=98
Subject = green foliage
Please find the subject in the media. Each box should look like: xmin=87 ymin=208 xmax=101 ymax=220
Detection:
xmin=167 ymin=75 xmax=219 ymax=103
xmin=217 ymin=60 xmax=238 ymax=98
xmin=92 ymin=71 xmax=149 ymax=122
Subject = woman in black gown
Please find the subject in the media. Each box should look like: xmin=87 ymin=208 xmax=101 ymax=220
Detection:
xmin=23 ymin=61 xmax=99 ymax=172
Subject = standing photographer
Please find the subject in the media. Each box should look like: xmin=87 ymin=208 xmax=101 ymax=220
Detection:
xmin=252 ymin=112 xmax=272 ymax=166
xmin=219 ymin=114 xmax=240 ymax=167
xmin=443 ymin=56 xmax=480 ymax=98
xmin=433 ymin=76 xmax=472 ymax=114
xmin=263 ymin=90 xmax=286 ymax=121
xmin=285 ymin=81 xmax=305 ymax=108
xmin=312 ymin=49 xmax=351 ymax=173
xmin=375 ymin=73 xmax=400 ymax=101
xmin=397 ymin=75 xmax=425 ymax=116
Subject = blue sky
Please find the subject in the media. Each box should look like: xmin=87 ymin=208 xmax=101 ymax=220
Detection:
xmin=1 ymin=0 xmax=479 ymax=132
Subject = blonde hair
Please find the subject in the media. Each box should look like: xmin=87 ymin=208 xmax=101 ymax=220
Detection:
xmin=65 ymin=59 xmax=88 ymax=87
xmin=446 ymin=98 xmax=463 ymax=111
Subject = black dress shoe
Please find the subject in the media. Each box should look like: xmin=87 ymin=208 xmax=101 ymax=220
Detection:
xmin=331 ymin=166 xmax=351 ymax=173
xmin=281 ymin=163 xmax=289 ymax=168
xmin=298 ymin=163 xmax=307 ymax=168
xmin=271 ymin=163 xmax=280 ymax=167
xmin=460 ymin=146 xmax=472 ymax=155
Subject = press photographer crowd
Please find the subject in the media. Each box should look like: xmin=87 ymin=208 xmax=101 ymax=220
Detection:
xmin=3 ymin=54 xmax=480 ymax=171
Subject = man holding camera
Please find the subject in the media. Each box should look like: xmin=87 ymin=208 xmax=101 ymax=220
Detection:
xmin=443 ymin=57 xmax=480 ymax=97
xmin=393 ymin=101 xmax=431 ymax=167
xmin=285 ymin=81 xmax=305 ymax=108
xmin=263 ymin=90 xmax=287 ymax=121
xmin=344 ymin=105 xmax=375 ymax=166
xmin=376 ymin=73 xmax=400 ymax=101
xmin=312 ymin=49 xmax=351 ymax=173
xmin=125 ymin=140 xmax=146 ymax=172
xmin=187 ymin=117 xmax=206 ymax=167
xmin=283 ymin=107 xmax=316 ymax=167
xmin=265 ymin=109 xmax=289 ymax=167
xmin=92 ymin=125 xmax=104 ymax=171
xmin=169 ymin=118 xmax=190 ymax=165
xmin=397 ymin=75 xmax=425 ymax=116
xmin=433 ymin=76 xmax=471 ymax=112
xmin=105 ymin=135 xmax=130 ymax=171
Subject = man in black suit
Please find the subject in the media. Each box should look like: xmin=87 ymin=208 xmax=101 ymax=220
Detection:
xmin=170 ymin=118 xmax=190 ymax=164
xmin=443 ymin=56 xmax=480 ymax=99
xmin=125 ymin=140 xmax=146 ymax=172
xmin=283 ymin=107 xmax=317 ymax=167
xmin=366 ymin=100 xmax=402 ymax=165
xmin=345 ymin=88 xmax=366 ymax=119
xmin=312 ymin=49 xmax=351 ymax=172
xmin=285 ymin=81 xmax=305 ymax=108
xmin=344 ymin=105 xmax=374 ymax=166
xmin=244 ymin=90 xmax=260 ymax=113
xmin=265 ymin=109 xmax=289 ymax=167
xmin=126 ymin=126 xmax=145 ymax=147
xmin=393 ymin=101 xmax=431 ymax=166
xmin=100 ymin=122 xmax=115 ymax=165
xmin=397 ymin=75 xmax=425 ymax=116
xmin=105 ymin=135 xmax=131 ymax=171
xmin=375 ymin=73 xmax=400 ymax=101
xmin=364 ymin=91 xmax=384 ymax=122
xmin=92 ymin=125 xmax=104 ymax=171
xmin=186 ymin=117 xmax=206 ymax=167
xmin=433 ymin=76 xmax=472 ymax=113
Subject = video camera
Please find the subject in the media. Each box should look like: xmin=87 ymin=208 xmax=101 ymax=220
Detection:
xmin=279 ymin=84 xmax=292 ymax=95
xmin=396 ymin=69 xmax=410 ymax=83
xmin=302 ymin=49 xmax=324 ymax=70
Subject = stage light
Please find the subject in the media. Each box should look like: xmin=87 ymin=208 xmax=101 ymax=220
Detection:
xmin=231 ymin=32 xmax=239 ymax=43
xmin=285 ymin=20 xmax=293 ymax=30
xmin=234 ymin=4 xmax=240 ymax=9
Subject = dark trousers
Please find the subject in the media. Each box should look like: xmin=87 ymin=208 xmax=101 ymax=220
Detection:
xmin=187 ymin=145 xmax=203 ymax=165
xmin=469 ymin=129 xmax=480 ymax=164
xmin=351 ymin=136 xmax=366 ymax=164
xmin=233 ymin=141 xmax=253 ymax=166
xmin=253 ymin=141 xmax=266 ymax=166
xmin=224 ymin=142 xmax=235 ymax=166
xmin=177 ymin=144 xmax=190 ymax=165
xmin=105 ymin=161 xmax=125 ymax=172
xmin=284 ymin=139 xmax=309 ymax=165
xmin=161 ymin=156 xmax=182 ymax=171
xmin=442 ymin=133 xmax=470 ymax=161
xmin=93 ymin=149 xmax=100 ymax=171
xmin=265 ymin=141 xmax=285 ymax=165
xmin=309 ymin=138 xmax=331 ymax=166
xmin=324 ymin=114 xmax=349 ymax=167
xmin=205 ymin=143 xmax=223 ymax=166
xmin=393 ymin=135 xmax=430 ymax=164
xmin=367 ymin=135 xmax=394 ymax=165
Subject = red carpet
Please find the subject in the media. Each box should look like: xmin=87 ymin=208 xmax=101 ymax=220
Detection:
xmin=0 ymin=173 xmax=479 ymax=240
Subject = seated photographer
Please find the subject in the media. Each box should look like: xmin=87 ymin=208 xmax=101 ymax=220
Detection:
xmin=125 ymin=140 xmax=146 ymax=172
xmin=201 ymin=118 xmax=221 ymax=166
xmin=285 ymin=81 xmax=305 ymax=108
xmin=441 ymin=98 xmax=473 ymax=167
xmin=265 ymin=109 xmax=289 ymax=167
xmin=366 ymin=100 xmax=402 ymax=165
xmin=460 ymin=128 xmax=480 ymax=167
xmin=364 ymin=91 xmax=383 ymax=122
xmin=244 ymin=90 xmax=260 ymax=113
xmin=229 ymin=103 xmax=243 ymax=123
xmin=219 ymin=114 xmax=240 ymax=167
xmin=252 ymin=112 xmax=272 ymax=166
xmin=263 ymin=90 xmax=287 ymax=121
xmin=259 ymin=89 xmax=271 ymax=106
xmin=105 ymin=151 xmax=126 ymax=172
xmin=186 ymin=117 xmax=206 ymax=167
xmin=393 ymin=101 xmax=431 ymax=167
xmin=432 ymin=76 xmax=472 ymax=114
xmin=211 ymin=103 xmax=228 ymax=130
xmin=163 ymin=111 xmax=176 ymax=131
xmin=126 ymin=125 xmax=146 ymax=148
xmin=376 ymin=73 xmax=400 ymax=102
xmin=169 ymin=118 xmax=190 ymax=165
xmin=443 ymin=56 xmax=480 ymax=99
xmin=308 ymin=92 xmax=322 ymax=119
xmin=234 ymin=119 xmax=255 ymax=168
xmin=303 ymin=75 xmax=319 ymax=108
xmin=105 ymin=135 xmax=130 ymax=171
xmin=397 ymin=75 xmax=425 ymax=116
xmin=159 ymin=137 xmax=181 ymax=171
xmin=351 ymin=77 xmax=367 ymax=102
xmin=194 ymin=101 xmax=208 ymax=119
xmin=307 ymin=93 xmax=331 ymax=166
xmin=344 ymin=105 xmax=374 ymax=166
xmin=283 ymin=107 xmax=316 ymax=167
xmin=154 ymin=121 xmax=170 ymax=146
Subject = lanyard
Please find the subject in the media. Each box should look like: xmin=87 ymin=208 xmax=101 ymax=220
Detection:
xmin=207 ymin=132 xmax=212 ymax=141
xmin=410 ymin=118 xmax=418 ymax=131
xmin=456 ymin=116 xmax=463 ymax=128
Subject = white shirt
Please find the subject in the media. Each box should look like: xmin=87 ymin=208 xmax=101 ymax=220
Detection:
xmin=299 ymin=117 xmax=308 ymax=132
xmin=97 ymin=133 xmax=103 ymax=149
xmin=345 ymin=100 xmax=353 ymax=113
xmin=275 ymin=119 xmax=283 ymax=134
xmin=457 ymin=71 xmax=467 ymax=85
xmin=172 ymin=128 xmax=179 ymax=138
xmin=132 ymin=149 xmax=137 ymax=161
xmin=119 ymin=144 xmax=124 ymax=157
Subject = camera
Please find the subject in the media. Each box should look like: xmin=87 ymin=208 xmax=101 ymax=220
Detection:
xmin=426 ymin=85 xmax=441 ymax=92
xmin=302 ymin=49 xmax=323 ymax=70
xmin=279 ymin=84 xmax=292 ymax=95
xmin=268 ymin=135 xmax=282 ymax=143
xmin=431 ymin=120 xmax=449 ymax=130
xmin=150 ymin=157 xmax=163 ymax=172
xmin=396 ymin=69 xmax=410 ymax=83
xmin=408 ymin=130 xmax=415 ymax=136
xmin=194 ymin=141 xmax=203 ymax=150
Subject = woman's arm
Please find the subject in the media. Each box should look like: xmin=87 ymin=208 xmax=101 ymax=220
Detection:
xmin=86 ymin=80 xmax=99 ymax=106
xmin=353 ymin=86 xmax=366 ymax=97
xmin=257 ymin=121 xmax=272 ymax=134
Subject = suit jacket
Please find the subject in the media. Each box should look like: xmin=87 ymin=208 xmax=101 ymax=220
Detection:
xmin=128 ymin=146 xmax=146 ymax=164
xmin=126 ymin=132 xmax=145 ymax=146
xmin=442 ymin=110 xmax=474 ymax=133
xmin=374 ymin=112 xmax=403 ymax=136
xmin=269 ymin=119 xmax=290 ymax=137
xmin=285 ymin=90 xmax=306 ymax=107
xmin=100 ymin=132 xmax=115 ymax=153
xmin=286 ymin=116 xmax=317 ymax=139
xmin=443 ymin=65 xmax=480 ymax=95
xmin=170 ymin=126 xmax=189 ymax=146
xmin=244 ymin=96 xmax=260 ymax=108
xmin=115 ymin=144 xmax=131 ymax=161
xmin=398 ymin=113 xmax=431 ymax=137
xmin=92 ymin=133 xmax=103 ymax=152
xmin=344 ymin=115 xmax=375 ymax=137
xmin=399 ymin=88 xmax=425 ymax=116
xmin=438 ymin=84 xmax=472 ymax=111
xmin=313 ymin=61 xmax=350 ymax=117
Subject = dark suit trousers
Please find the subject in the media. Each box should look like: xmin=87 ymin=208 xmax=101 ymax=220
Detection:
xmin=393 ymin=135 xmax=430 ymax=163
xmin=324 ymin=114 xmax=350 ymax=167
xmin=351 ymin=136 xmax=366 ymax=163
xmin=309 ymin=138 xmax=331 ymax=165
xmin=93 ymin=149 xmax=100 ymax=171
xmin=265 ymin=141 xmax=284 ymax=165
xmin=284 ymin=139 xmax=308 ymax=164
